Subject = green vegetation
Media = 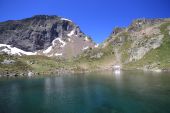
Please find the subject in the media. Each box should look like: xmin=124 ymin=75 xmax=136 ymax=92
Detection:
xmin=19 ymin=55 xmax=77 ymax=74
xmin=120 ymin=40 xmax=132 ymax=63
xmin=74 ymin=43 xmax=115 ymax=71
xmin=115 ymin=32 xmax=132 ymax=63
xmin=0 ymin=54 xmax=31 ymax=73
xmin=124 ymin=22 xmax=170 ymax=70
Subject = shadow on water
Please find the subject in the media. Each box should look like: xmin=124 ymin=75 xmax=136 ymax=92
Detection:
xmin=0 ymin=70 xmax=170 ymax=113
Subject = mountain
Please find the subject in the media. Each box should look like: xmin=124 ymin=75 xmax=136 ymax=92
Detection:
xmin=77 ymin=18 xmax=170 ymax=72
xmin=0 ymin=15 xmax=96 ymax=58
xmin=0 ymin=17 xmax=170 ymax=76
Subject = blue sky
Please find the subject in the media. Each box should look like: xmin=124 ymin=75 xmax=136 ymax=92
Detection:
xmin=0 ymin=0 xmax=170 ymax=43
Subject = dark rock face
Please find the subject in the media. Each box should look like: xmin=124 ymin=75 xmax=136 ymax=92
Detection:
xmin=0 ymin=15 xmax=89 ymax=52
xmin=0 ymin=15 xmax=95 ymax=58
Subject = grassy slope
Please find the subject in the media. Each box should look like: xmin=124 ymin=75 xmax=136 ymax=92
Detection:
xmin=0 ymin=54 xmax=31 ymax=73
xmin=0 ymin=54 xmax=75 ymax=74
xmin=124 ymin=22 xmax=170 ymax=70
xmin=19 ymin=55 xmax=78 ymax=74
xmin=74 ymin=44 xmax=116 ymax=71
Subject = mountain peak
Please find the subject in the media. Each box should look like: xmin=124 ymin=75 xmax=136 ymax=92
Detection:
xmin=0 ymin=15 xmax=95 ymax=58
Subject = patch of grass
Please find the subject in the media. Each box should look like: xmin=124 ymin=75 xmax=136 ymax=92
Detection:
xmin=19 ymin=55 xmax=66 ymax=73
xmin=120 ymin=40 xmax=132 ymax=63
xmin=0 ymin=54 xmax=31 ymax=73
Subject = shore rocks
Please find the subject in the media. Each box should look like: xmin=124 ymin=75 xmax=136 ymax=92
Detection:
xmin=28 ymin=71 xmax=34 ymax=77
xmin=1 ymin=59 xmax=16 ymax=64
xmin=143 ymin=63 xmax=162 ymax=72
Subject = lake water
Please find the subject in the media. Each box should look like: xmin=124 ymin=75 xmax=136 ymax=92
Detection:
xmin=0 ymin=70 xmax=170 ymax=113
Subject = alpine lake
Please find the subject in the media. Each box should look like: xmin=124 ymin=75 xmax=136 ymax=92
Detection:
xmin=0 ymin=70 xmax=170 ymax=113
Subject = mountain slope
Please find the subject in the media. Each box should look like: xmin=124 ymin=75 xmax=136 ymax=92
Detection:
xmin=0 ymin=15 xmax=95 ymax=58
xmin=75 ymin=18 xmax=170 ymax=71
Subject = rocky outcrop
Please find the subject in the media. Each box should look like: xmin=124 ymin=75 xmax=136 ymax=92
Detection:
xmin=1 ymin=59 xmax=16 ymax=64
xmin=105 ymin=19 xmax=166 ymax=61
xmin=128 ymin=18 xmax=164 ymax=32
xmin=129 ymin=34 xmax=163 ymax=61
xmin=0 ymin=15 xmax=95 ymax=58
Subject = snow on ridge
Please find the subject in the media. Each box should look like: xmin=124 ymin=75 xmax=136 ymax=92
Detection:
xmin=85 ymin=36 xmax=90 ymax=41
xmin=55 ymin=53 xmax=62 ymax=56
xmin=61 ymin=18 xmax=72 ymax=22
xmin=43 ymin=46 xmax=52 ymax=54
xmin=43 ymin=38 xmax=66 ymax=55
xmin=0 ymin=44 xmax=10 ymax=48
xmin=46 ymin=53 xmax=63 ymax=57
xmin=67 ymin=30 xmax=75 ymax=37
xmin=82 ymin=46 xmax=89 ymax=51
xmin=0 ymin=44 xmax=37 ymax=56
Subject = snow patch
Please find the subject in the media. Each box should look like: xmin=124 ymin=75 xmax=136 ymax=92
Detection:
xmin=85 ymin=37 xmax=90 ymax=41
xmin=0 ymin=44 xmax=36 ymax=56
xmin=47 ymin=54 xmax=53 ymax=57
xmin=43 ymin=38 xmax=66 ymax=55
xmin=55 ymin=53 xmax=62 ymax=56
xmin=82 ymin=46 xmax=89 ymax=51
xmin=67 ymin=30 xmax=75 ymax=37
xmin=61 ymin=18 xmax=72 ymax=22
xmin=43 ymin=46 xmax=52 ymax=54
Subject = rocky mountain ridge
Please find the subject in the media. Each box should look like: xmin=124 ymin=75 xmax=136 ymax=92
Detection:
xmin=0 ymin=15 xmax=95 ymax=58
xmin=100 ymin=18 xmax=170 ymax=71
xmin=73 ymin=18 xmax=170 ymax=72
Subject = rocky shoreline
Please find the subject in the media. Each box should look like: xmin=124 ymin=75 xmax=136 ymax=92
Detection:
xmin=1 ymin=67 xmax=170 ymax=78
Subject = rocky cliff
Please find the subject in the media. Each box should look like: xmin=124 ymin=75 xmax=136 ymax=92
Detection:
xmin=0 ymin=15 xmax=95 ymax=58
xmin=101 ymin=18 xmax=170 ymax=71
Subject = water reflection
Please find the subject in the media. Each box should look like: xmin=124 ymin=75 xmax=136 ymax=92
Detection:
xmin=113 ymin=70 xmax=122 ymax=80
xmin=0 ymin=71 xmax=170 ymax=113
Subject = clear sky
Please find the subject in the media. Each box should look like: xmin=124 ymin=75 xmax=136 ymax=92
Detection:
xmin=0 ymin=0 xmax=170 ymax=43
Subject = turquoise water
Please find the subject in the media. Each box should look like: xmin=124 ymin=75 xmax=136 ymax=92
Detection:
xmin=0 ymin=71 xmax=170 ymax=113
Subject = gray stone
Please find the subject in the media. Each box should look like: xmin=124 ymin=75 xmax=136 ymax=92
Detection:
xmin=90 ymin=52 xmax=104 ymax=59
xmin=1 ymin=59 xmax=16 ymax=64
xmin=28 ymin=71 xmax=34 ymax=77
xmin=129 ymin=35 xmax=163 ymax=61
